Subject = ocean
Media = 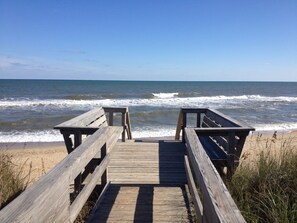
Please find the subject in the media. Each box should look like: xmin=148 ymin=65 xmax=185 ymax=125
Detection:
xmin=0 ymin=79 xmax=297 ymax=143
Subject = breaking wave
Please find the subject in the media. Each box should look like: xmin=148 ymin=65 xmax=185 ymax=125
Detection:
xmin=1 ymin=95 xmax=297 ymax=110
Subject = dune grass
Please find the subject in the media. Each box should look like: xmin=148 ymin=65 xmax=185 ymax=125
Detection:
xmin=226 ymin=133 xmax=297 ymax=223
xmin=0 ymin=152 xmax=31 ymax=210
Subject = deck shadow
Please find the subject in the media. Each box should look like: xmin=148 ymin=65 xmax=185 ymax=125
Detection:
xmin=133 ymin=185 xmax=154 ymax=222
xmin=158 ymin=140 xmax=187 ymax=185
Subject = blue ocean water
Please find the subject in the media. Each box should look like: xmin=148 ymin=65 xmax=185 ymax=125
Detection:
xmin=0 ymin=79 xmax=297 ymax=142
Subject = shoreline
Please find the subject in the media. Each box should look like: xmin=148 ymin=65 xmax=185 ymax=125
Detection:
xmin=0 ymin=141 xmax=64 ymax=151
xmin=1 ymin=129 xmax=297 ymax=151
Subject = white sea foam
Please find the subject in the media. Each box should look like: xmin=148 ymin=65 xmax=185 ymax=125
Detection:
xmin=132 ymin=126 xmax=176 ymax=138
xmin=254 ymin=123 xmax=297 ymax=133
xmin=1 ymin=122 xmax=297 ymax=143
xmin=152 ymin=92 xmax=179 ymax=98
xmin=1 ymin=95 xmax=297 ymax=110
xmin=0 ymin=127 xmax=176 ymax=143
xmin=0 ymin=130 xmax=63 ymax=143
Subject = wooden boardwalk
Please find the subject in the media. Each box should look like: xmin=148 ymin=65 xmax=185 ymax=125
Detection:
xmin=109 ymin=140 xmax=187 ymax=184
xmin=0 ymin=107 xmax=253 ymax=223
xmin=89 ymin=140 xmax=192 ymax=223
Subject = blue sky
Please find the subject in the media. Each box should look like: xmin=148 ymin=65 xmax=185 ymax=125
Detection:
xmin=0 ymin=1 xmax=296 ymax=81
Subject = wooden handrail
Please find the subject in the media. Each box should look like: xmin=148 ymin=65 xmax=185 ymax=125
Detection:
xmin=175 ymin=108 xmax=208 ymax=141
xmin=175 ymin=107 xmax=255 ymax=141
xmin=103 ymin=107 xmax=132 ymax=142
xmin=175 ymin=111 xmax=183 ymax=140
xmin=0 ymin=126 xmax=123 ymax=223
xmin=184 ymin=128 xmax=246 ymax=223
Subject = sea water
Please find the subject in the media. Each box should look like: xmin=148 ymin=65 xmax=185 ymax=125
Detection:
xmin=0 ymin=79 xmax=297 ymax=142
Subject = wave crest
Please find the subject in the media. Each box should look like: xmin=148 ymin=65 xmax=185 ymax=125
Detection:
xmin=152 ymin=92 xmax=179 ymax=98
xmin=1 ymin=94 xmax=297 ymax=110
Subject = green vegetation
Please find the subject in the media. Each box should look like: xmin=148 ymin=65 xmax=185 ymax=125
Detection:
xmin=0 ymin=152 xmax=31 ymax=210
xmin=227 ymin=133 xmax=297 ymax=223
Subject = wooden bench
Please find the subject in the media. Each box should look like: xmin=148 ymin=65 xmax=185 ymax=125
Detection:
xmin=176 ymin=108 xmax=255 ymax=174
xmin=54 ymin=107 xmax=132 ymax=154
xmin=54 ymin=107 xmax=132 ymax=194
xmin=0 ymin=126 xmax=123 ymax=223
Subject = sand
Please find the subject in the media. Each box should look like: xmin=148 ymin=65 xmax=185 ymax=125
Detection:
xmin=1 ymin=142 xmax=67 ymax=184
xmin=1 ymin=131 xmax=297 ymax=184
xmin=241 ymin=130 xmax=297 ymax=165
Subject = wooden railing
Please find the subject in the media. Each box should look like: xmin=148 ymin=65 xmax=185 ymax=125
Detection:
xmin=103 ymin=107 xmax=132 ymax=142
xmin=175 ymin=108 xmax=208 ymax=141
xmin=184 ymin=128 xmax=246 ymax=223
xmin=0 ymin=126 xmax=123 ymax=223
xmin=176 ymin=107 xmax=254 ymax=174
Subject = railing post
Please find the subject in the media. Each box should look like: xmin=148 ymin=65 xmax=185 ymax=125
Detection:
xmin=74 ymin=131 xmax=82 ymax=194
xmin=182 ymin=111 xmax=187 ymax=143
xmin=62 ymin=133 xmax=74 ymax=153
xmin=197 ymin=113 xmax=201 ymax=128
xmin=126 ymin=110 xmax=132 ymax=139
xmin=109 ymin=111 xmax=113 ymax=126
xmin=122 ymin=112 xmax=126 ymax=142
xmin=101 ymin=144 xmax=107 ymax=187
xmin=227 ymin=132 xmax=236 ymax=176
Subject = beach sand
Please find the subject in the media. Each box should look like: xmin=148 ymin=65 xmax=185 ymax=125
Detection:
xmin=240 ymin=130 xmax=297 ymax=166
xmin=1 ymin=131 xmax=297 ymax=184
xmin=1 ymin=142 xmax=67 ymax=184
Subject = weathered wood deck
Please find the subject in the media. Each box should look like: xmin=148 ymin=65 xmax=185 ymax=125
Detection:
xmin=88 ymin=140 xmax=191 ymax=222
xmin=0 ymin=107 xmax=254 ymax=223
xmin=109 ymin=140 xmax=187 ymax=184
xmin=89 ymin=184 xmax=190 ymax=223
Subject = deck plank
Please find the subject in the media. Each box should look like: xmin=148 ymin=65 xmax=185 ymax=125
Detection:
xmin=88 ymin=185 xmax=191 ymax=223
xmin=88 ymin=140 xmax=192 ymax=223
xmin=108 ymin=141 xmax=187 ymax=184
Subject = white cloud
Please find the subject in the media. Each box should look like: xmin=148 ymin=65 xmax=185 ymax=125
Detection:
xmin=0 ymin=56 xmax=28 ymax=68
xmin=0 ymin=55 xmax=121 ymax=80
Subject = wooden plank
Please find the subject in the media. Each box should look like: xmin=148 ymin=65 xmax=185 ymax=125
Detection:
xmin=184 ymin=156 xmax=203 ymax=223
xmin=0 ymin=161 xmax=70 ymax=223
xmin=205 ymin=109 xmax=236 ymax=127
xmin=87 ymin=115 xmax=107 ymax=127
xmin=68 ymin=127 xmax=122 ymax=180
xmin=108 ymin=140 xmax=186 ymax=184
xmin=54 ymin=107 xmax=105 ymax=129
xmin=175 ymin=111 xmax=183 ymax=140
xmin=87 ymin=182 xmax=111 ymax=222
xmin=198 ymin=136 xmax=227 ymax=160
xmin=206 ymin=109 xmax=254 ymax=130
xmin=103 ymin=107 xmax=128 ymax=114
xmin=121 ymin=112 xmax=126 ymax=142
xmin=180 ymin=107 xmax=208 ymax=114
xmin=108 ymin=111 xmax=114 ymax=126
xmin=0 ymin=126 xmax=122 ymax=223
xmin=202 ymin=115 xmax=221 ymax=128
xmin=70 ymin=154 xmax=110 ymax=222
xmin=63 ymin=133 xmax=74 ymax=153
xmin=89 ymin=185 xmax=190 ymax=223
xmin=196 ymin=113 xmax=201 ymax=127
xmin=126 ymin=111 xmax=132 ymax=139
xmin=194 ymin=127 xmax=254 ymax=134
xmin=182 ymin=112 xmax=187 ymax=142
xmin=202 ymin=116 xmax=231 ymax=148
xmin=185 ymin=128 xmax=246 ymax=223
xmin=234 ymin=135 xmax=248 ymax=158
xmin=108 ymin=167 xmax=185 ymax=173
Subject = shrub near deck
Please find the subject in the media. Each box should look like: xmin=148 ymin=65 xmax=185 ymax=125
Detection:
xmin=0 ymin=152 xmax=30 ymax=209
xmin=227 ymin=134 xmax=297 ymax=223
